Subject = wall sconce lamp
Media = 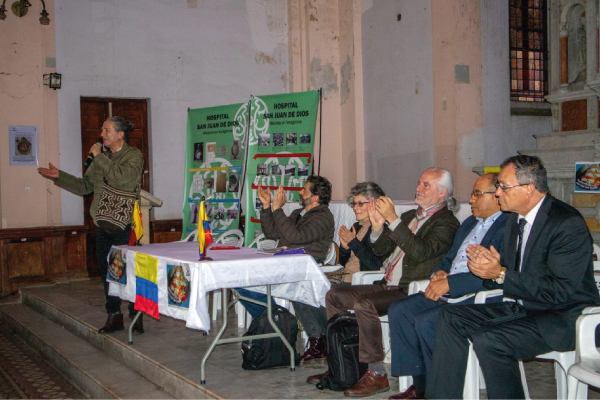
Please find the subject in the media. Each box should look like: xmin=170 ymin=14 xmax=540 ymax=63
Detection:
xmin=43 ymin=73 xmax=61 ymax=90
xmin=0 ymin=0 xmax=50 ymax=25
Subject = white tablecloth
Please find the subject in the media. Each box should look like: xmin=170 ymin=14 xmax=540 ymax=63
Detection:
xmin=108 ymin=242 xmax=331 ymax=332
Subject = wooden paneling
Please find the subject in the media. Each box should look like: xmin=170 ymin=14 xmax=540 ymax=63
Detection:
xmin=152 ymin=219 xmax=183 ymax=244
xmin=7 ymin=240 xmax=45 ymax=278
xmin=561 ymin=99 xmax=587 ymax=131
xmin=0 ymin=226 xmax=88 ymax=296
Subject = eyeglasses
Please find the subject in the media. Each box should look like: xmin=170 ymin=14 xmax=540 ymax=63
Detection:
xmin=494 ymin=183 xmax=530 ymax=191
xmin=470 ymin=190 xmax=496 ymax=198
xmin=349 ymin=201 xmax=369 ymax=208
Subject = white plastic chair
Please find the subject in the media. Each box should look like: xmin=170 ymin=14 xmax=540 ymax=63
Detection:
xmin=567 ymin=307 xmax=600 ymax=399
xmin=465 ymin=269 xmax=600 ymax=400
xmin=178 ymin=230 xmax=198 ymax=242
xmin=247 ymin=233 xmax=279 ymax=250
xmin=322 ymin=242 xmax=337 ymax=265
xmin=214 ymin=229 xmax=244 ymax=247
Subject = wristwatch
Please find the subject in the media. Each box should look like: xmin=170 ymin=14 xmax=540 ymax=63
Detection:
xmin=495 ymin=267 xmax=506 ymax=284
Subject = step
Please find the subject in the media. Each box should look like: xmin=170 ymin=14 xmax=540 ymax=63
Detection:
xmin=19 ymin=286 xmax=217 ymax=399
xmin=0 ymin=303 xmax=174 ymax=399
xmin=519 ymin=146 xmax=596 ymax=164
xmin=534 ymin=130 xmax=600 ymax=150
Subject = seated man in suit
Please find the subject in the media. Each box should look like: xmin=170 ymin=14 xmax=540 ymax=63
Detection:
xmin=307 ymin=168 xmax=460 ymax=397
xmin=426 ymin=155 xmax=600 ymax=399
xmin=386 ymin=173 xmax=506 ymax=399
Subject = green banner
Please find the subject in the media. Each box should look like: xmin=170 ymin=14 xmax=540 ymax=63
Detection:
xmin=183 ymin=103 xmax=249 ymax=239
xmin=244 ymin=90 xmax=320 ymax=246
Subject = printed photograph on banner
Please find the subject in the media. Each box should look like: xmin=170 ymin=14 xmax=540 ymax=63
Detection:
xmin=271 ymin=164 xmax=283 ymax=175
xmin=273 ymin=133 xmax=284 ymax=146
xmin=206 ymin=204 xmax=214 ymax=218
xmin=286 ymin=133 xmax=297 ymax=146
xmin=285 ymin=165 xmax=296 ymax=176
xmin=189 ymin=202 xmax=199 ymax=224
xmin=258 ymin=133 xmax=270 ymax=147
xmin=206 ymin=142 xmax=216 ymax=162
xmin=204 ymin=177 xmax=214 ymax=189
xmin=167 ymin=264 xmax=191 ymax=309
xmin=193 ymin=142 xmax=204 ymax=162
xmin=228 ymin=170 xmax=239 ymax=193
xmin=107 ymin=248 xmax=127 ymax=285
xmin=231 ymin=140 xmax=241 ymax=160
xmin=298 ymin=165 xmax=309 ymax=176
xmin=575 ymin=162 xmax=600 ymax=192
xmin=218 ymin=145 xmax=228 ymax=156
xmin=257 ymin=164 xmax=268 ymax=176
xmin=214 ymin=207 xmax=226 ymax=220
xmin=227 ymin=209 xmax=238 ymax=220
xmin=216 ymin=171 xmax=227 ymax=193
xmin=300 ymin=134 xmax=311 ymax=144
xmin=255 ymin=197 xmax=263 ymax=213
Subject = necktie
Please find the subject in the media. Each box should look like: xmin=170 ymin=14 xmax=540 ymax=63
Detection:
xmin=514 ymin=218 xmax=527 ymax=272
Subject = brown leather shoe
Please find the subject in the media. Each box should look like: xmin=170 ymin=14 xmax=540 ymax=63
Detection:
xmin=306 ymin=370 xmax=328 ymax=385
xmin=98 ymin=313 xmax=124 ymax=333
xmin=344 ymin=370 xmax=390 ymax=397
xmin=389 ymin=385 xmax=424 ymax=399
xmin=300 ymin=335 xmax=327 ymax=363
xmin=130 ymin=314 xmax=144 ymax=335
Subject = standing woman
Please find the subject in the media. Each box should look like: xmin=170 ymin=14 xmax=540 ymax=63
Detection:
xmin=38 ymin=117 xmax=144 ymax=334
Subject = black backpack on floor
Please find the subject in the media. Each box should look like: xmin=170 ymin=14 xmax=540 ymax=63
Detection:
xmin=317 ymin=311 xmax=367 ymax=391
xmin=241 ymin=306 xmax=301 ymax=370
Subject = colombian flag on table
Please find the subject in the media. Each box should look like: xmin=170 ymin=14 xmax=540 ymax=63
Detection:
xmin=198 ymin=199 xmax=213 ymax=258
xmin=134 ymin=252 xmax=160 ymax=319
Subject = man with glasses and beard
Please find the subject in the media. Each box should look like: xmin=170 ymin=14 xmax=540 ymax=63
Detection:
xmin=236 ymin=175 xmax=335 ymax=360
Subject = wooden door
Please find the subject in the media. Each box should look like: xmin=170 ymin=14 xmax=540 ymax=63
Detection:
xmin=80 ymin=98 xmax=150 ymax=276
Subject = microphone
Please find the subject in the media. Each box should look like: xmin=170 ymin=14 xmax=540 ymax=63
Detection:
xmin=84 ymin=142 xmax=103 ymax=167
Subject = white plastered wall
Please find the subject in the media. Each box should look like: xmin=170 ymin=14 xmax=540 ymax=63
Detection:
xmin=55 ymin=0 xmax=289 ymax=225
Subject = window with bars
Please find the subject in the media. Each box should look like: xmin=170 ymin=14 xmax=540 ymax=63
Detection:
xmin=510 ymin=0 xmax=548 ymax=102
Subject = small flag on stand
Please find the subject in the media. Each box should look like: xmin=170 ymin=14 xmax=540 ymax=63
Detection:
xmin=198 ymin=198 xmax=213 ymax=259
xmin=134 ymin=252 xmax=159 ymax=319
xmin=129 ymin=200 xmax=143 ymax=246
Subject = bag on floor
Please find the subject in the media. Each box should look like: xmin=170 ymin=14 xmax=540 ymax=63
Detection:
xmin=241 ymin=306 xmax=300 ymax=370
xmin=317 ymin=311 xmax=367 ymax=391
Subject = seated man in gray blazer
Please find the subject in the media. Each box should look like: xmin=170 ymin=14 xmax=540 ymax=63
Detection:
xmin=386 ymin=173 xmax=506 ymax=400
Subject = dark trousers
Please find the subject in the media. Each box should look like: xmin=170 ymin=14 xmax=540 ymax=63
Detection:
xmin=326 ymin=283 xmax=407 ymax=363
xmin=425 ymin=302 xmax=552 ymax=399
xmin=388 ymin=293 xmax=450 ymax=378
xmin=96 ymin=225 xmax=135 ymax=316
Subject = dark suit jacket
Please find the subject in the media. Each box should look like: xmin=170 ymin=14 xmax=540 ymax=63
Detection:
xmin=434 ymin=213 xmax=508 ymax=298
xmin=339 ymin=222 xmax=388 ymax=271
xmin=502 ymin=196 xmax=600 ymax=351
xmin=371 ymin=207 xmax=460 ymax=290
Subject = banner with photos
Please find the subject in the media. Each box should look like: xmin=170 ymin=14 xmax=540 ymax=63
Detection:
xmin=243 ymin=90 xmax=320 ymax=246
xmin=575 ymin=162 xmax=600 ymax=192
xmin=183 ymin=103 xmax=249 ymax=238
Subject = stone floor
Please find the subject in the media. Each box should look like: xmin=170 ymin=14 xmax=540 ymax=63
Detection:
xmin=0 ymin=323 xmax=84 ymax=399
xmin=2 ymin=279 xmax=600 ymax=399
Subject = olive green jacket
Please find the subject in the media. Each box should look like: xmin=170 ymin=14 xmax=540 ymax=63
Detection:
xmin=54 ymin=143 xmax=143 ymax=226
